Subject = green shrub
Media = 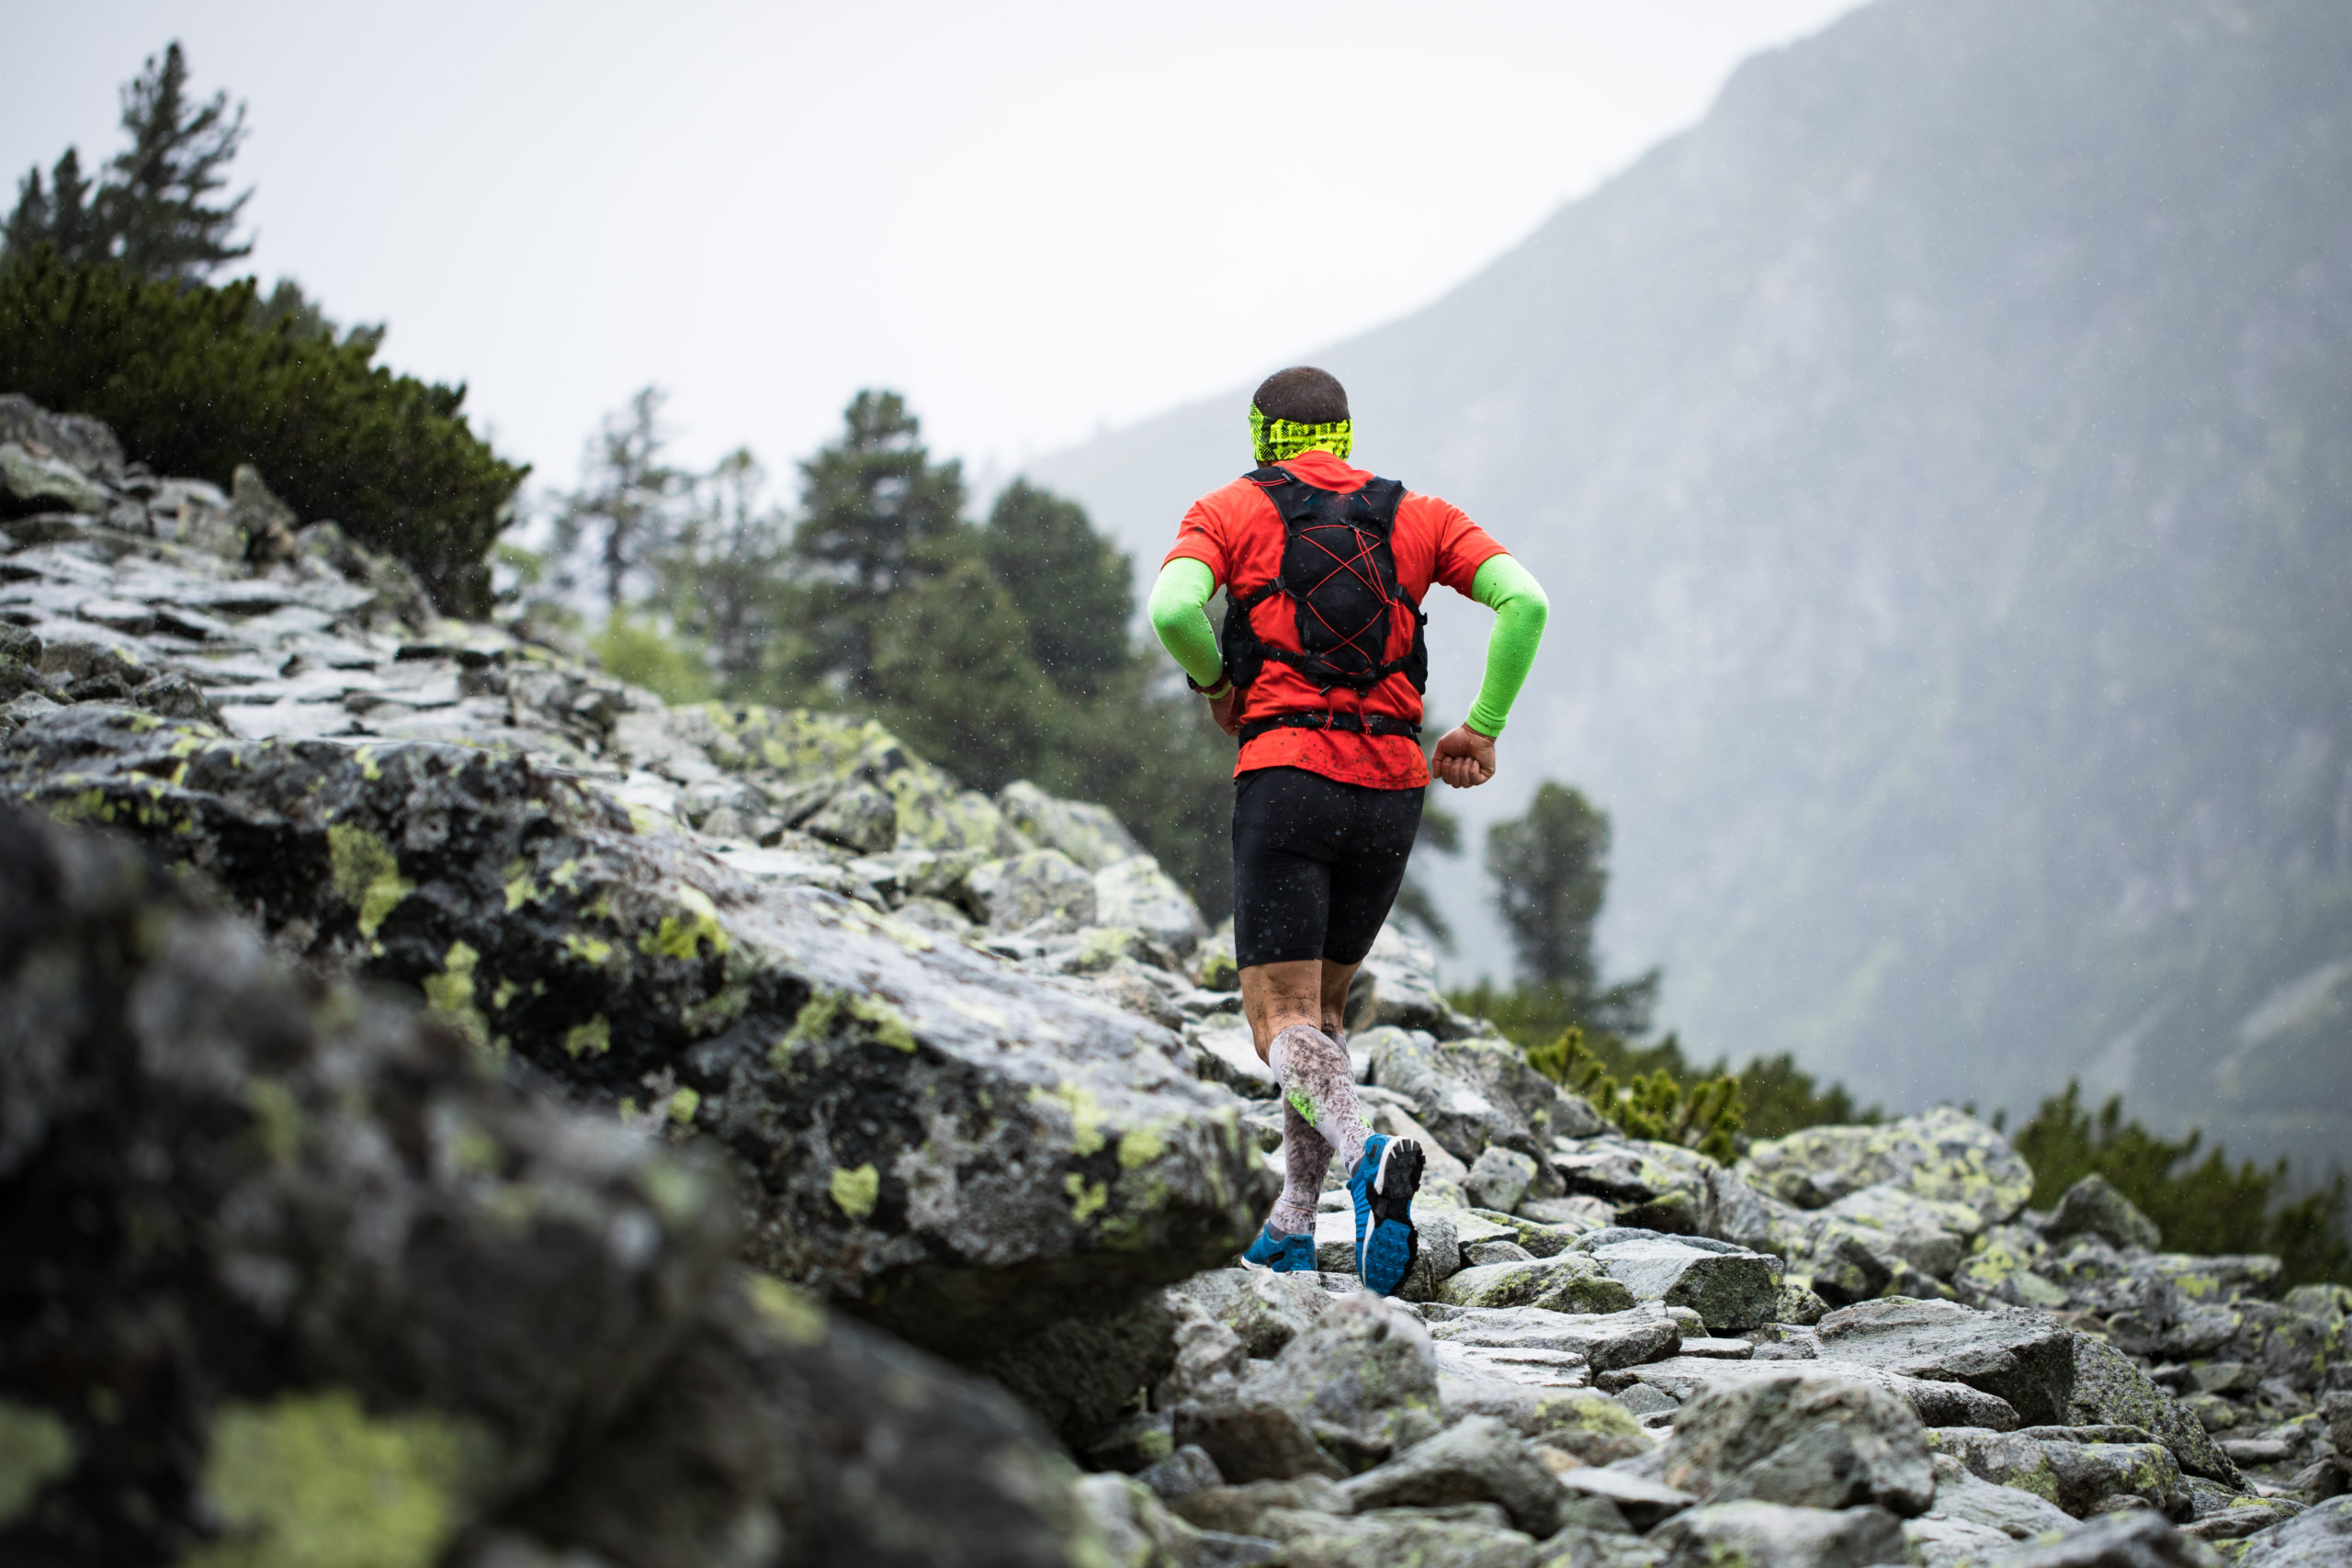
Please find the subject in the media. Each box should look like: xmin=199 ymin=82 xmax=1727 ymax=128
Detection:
xmin=589 ymin=614 xmax=712 ymax=706
xmin=2010 ymin=1081 xmax=2350 ymax=1286
xmin=1525 ymin=1025 xmax=1745 ymax=1162
xmin=0 ymin=249 xmax=524 ymax=613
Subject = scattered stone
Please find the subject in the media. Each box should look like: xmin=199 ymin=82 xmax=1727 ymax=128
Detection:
xmin=1253 ymin=1504 xmax=1542 ymax=1568
xmin=2048 ymin=1174 xmax=2165 ymax=1252
xmin=1340 ymin=1416 xmax=1566 ymax=1535
xmin=1470 ymin=1145 xmax=1542 ymax=1213
xmin=1174 ymin=1402 xmax=1346 ymax=1484
xmin=1439 ymin=1382 xmax=1654 ymax=1465
xmin=1738 ymin=1107 xmax=2033 ymax=1226
xmin=1657 ymin=1372 xmax=1936 ymax=1515
xmin=1814 ymin=1297 xmax=2075 ymax=1427
xmin=2070 ymin=1333 xmax=2245 ymax=1488
xmin=1558 ymin=1465 xmax=1701 ymax=1531
xmin=2234 ymin=1495 xmax=2350 ymax=1567
xmin=1167 ymin=1475 xmax=1349 ymax=1536
xmin=1576 ymin=1231 xmax=1783 ymax=1333
xmin=1426 ymin=1303 xmax=1683 ymax=1371
xmin=1648 ymin=1500 xmax=1905 ymax=1568
xmin=1136 ymin=1443 xmax=1225 ymax=1502
xmin=1989 ymin=1507 xmax=2225 ymax=1566
xmin=1921 ymin=1450 xmax=2078 ymax=1538
xmin=1170 ymin=1268 xmax=1335 ymax=1359
xmin=1442 ymin=1254 xmax=1640 ymax=1314
xmin=1232 ymin=1294 xmax=1445 ymax=1470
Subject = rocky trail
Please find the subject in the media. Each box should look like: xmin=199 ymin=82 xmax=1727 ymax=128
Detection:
xmin=1 ymin=394 xmax=2346 ymax=1566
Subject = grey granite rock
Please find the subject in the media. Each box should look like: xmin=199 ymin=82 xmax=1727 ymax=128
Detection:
xmin=1577 ymin=1231 xmax=1784 ymax=1333
xmin=1658 ymin=1371 xmax=1936 ymax=1515
xmin=1814 ymin=1297 xmax=2075 ymax=1427
xmin=2047 ymin=1174 xmax=2165 ymax=1252
xmin=1442 ymin=1254 xmax=1641 ymax=1315
xmin=1340 ymin=1415 xmax=1566 ymax=1535
xmin=1649 ymin=1501 xmax=1906 ymax=1568
xmin=1991 ymin=1508 xmax=2224 ymax=1566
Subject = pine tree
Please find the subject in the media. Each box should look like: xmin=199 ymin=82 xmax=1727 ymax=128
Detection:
xmin=1485 ymin=782 xmax=1659 ymax=1032
xmin=782 ymin=391 xmax=971 ymax=698
xmin=101 ymin=42 xmax=253 ymax=281
xmin=552 ymin=387 xmax=687 ymax=611
xmin=4 ymin=41 xmax=253 ymax=280
xmin=664 ymin=447 xmax=786 ymax=687
xmin=982 ymin=479 xmax=1135 ymax=698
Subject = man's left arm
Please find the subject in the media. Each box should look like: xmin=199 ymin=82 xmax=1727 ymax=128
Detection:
xmin=1434 ymin=552 xmax=1549 ymax=788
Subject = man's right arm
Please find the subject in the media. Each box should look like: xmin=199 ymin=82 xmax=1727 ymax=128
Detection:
xmin=1149 ymin=558 xmax=1225 ymax=690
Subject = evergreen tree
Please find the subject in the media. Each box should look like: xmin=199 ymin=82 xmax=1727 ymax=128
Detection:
xmin=664 ymin=446 xmax=786 ymax=688
xmin=4 ymin=150 xmax=101 ymax=265
xmin=551 ymin=387 xmax=687 ymax=611
xmin=101 ymin=42 xmax=253 ymax=281
xmin=782 ymin=391 xmax=970 ymax=697
xmin=1485 ymin=782 xmax=1658 ymax=1032
xmin=983 ymin=479 xmax=1135 ymax=697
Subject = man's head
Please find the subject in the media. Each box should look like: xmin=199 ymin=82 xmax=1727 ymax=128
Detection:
xmin=1250 ymin=367 xmax=1353 ymax=465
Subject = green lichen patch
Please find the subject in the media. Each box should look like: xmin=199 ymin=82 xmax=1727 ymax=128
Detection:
xmin=562 ymin=1016 xmax=610 ymax=1059
xmin=326 ymin=823 xmax=413 ymax=939
xmin=847 ymin=994 xmax=918 ymax=1053
xmin=639 ymin=884 xmax=729 ymax=962
xmin=243 ymin=1078 xmax=300 ymax=1167
xmin=747 ymin=1275 xmax=828 ymax=1348
xmin=1034 ymin=1081 xmax=1109 ymax=1156
xmin=189 ymin=1390 xmax=489 ymax=1568
xmin=421 ymin=942 xmax=486 ymax=1044
xmin=1116 ymin=1127 xmax=1166 ymax=1171
xmin=771 ymin=990 xmax=842 ymax=1066
xmin=831 ymin=1163 xmax=881 ymax=1221
xmin=0 ymin=1399 xmax=75 ymax=1529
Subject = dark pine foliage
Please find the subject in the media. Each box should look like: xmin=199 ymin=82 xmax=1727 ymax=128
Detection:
xmin=0 ymin=251 xmax=525 ymax=614
xmin=2010 ymin=1081 xmax=2350 ymax=1287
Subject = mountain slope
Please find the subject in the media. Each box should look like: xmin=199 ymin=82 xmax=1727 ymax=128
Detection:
xmin=1031 ymin=0 xmax=2352 ymax=1173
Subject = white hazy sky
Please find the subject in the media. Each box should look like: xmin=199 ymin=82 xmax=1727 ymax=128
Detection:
xmin=8 ymin=2 xmax=1862 ymax=496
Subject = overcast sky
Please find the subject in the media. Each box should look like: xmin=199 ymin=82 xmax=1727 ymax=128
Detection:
xmin=8 ymin=2 xmax=1861 ymax=498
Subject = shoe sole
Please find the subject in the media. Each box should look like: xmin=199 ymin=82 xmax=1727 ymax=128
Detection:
xmin=1361 ymin=1138 xmax=1423 ymax=1296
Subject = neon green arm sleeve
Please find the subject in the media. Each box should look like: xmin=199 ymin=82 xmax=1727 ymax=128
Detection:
xmin=1464 ymin=553 xmax=1548 ymax=738
xmin=1149 ymin=558 xmax=1225 ymax=689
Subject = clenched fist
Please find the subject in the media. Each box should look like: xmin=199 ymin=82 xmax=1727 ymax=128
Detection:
xmin=1431 ymin=724 xmax=1498 ymax=788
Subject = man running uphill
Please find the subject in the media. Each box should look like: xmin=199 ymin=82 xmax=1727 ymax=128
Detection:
xmin=1149 ymin=367 xmax=1549 ymax=1295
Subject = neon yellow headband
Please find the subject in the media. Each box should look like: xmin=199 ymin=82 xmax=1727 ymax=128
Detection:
xmin=1250 ymin=405 xmax=1353 ymax=466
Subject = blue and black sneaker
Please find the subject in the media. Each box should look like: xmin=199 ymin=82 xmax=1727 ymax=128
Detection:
xmin=1349 ymin=1134 xmax=1424 ymax=1296
xmin=1241 ymin=1221 xmax=1317 ymax=1272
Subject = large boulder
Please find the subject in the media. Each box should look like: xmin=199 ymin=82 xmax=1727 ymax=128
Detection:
xmin=0 ymin=708 xmax=1272 ymax=1359
xmin=1737 ymin=1107 xmax=2033 ymax=1227
xmin=998 ymin=778 xmax=1141 ymax=870
xmin=1093 ymin=855 xmax=1207 ymax=954
xmin=1439 ymin=1254 xmax=1639 ymax=1315
xmin=1813 ymin=1297 xmax=2076 ymax=1427
xmin=1338 ymin=1416 xmax=1566 ymax=1536
xmin=2068 ymin=1333 xmax=2245 ymax=1488
xmin=0 ymin=802 xmax=1102 ymax=1567
xmin=1575 ymin=1229 xmax=1785 ymax=1333
xmin=2236 ymin=1495 xmax=2352 ymax=1568
xmin=1232 ymin=1295 xmax=1445 ymax=1471
xmin=1657 ymin=1372 xmax=1937 ymax=1516
xmin=2046 ymin=1174 xmax=2165 ymax=1252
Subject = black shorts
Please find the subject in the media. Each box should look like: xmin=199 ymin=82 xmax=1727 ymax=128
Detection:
xmin=1232 ymin=766 xmax=1424 ymax=969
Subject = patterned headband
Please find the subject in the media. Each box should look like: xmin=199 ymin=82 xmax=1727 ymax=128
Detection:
xmin=1250 ymin=406 xmax=1353 ymax=465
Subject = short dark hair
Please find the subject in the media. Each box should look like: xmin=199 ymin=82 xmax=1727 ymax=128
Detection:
xmin=1251 ymin=367 xmax=1349 ymax=424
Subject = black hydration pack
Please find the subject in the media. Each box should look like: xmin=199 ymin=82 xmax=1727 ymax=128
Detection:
xmin=1219 ymin=467 xmax=1429 ymax=743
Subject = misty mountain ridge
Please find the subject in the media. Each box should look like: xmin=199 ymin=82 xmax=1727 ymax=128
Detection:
xmin=1031 ymin=0 xmax=2352 ymax=1178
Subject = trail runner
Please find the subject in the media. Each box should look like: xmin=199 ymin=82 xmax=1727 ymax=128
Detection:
xmin=1149 ymin=367 xmax=1549 ymax=1295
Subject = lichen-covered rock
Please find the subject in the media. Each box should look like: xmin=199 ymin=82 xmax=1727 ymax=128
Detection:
xmin=1094 ymin=854 xmax=1207 ymax=954
xmin=1814 ymin=1297 xmax=2076 ymax=1427
xmin=2235 ymin=1495 xmax=2352 ymax=1568
xmin=1170 ymin=1268 xmax=1335 ymax=1359
xmin=0 ymin=708 xmax=1272 ymax=1359
xmin=968 ymin=846 xmax=1100 ymax=931
xmin=1258 ymin=1504 xmax=1541 ymax=1568
xmin=1441 ymin=1254 xmax=1639 ymax=1315
xmin=1648 ymin=1500 xmax=1906 ymax=1568
xmin=0 ymin=802 xmax=1102 ymax=1568
xmin=1928 ymin=1427 xmax=2190 ymax=1519
xmin=1611 ymin=1354 xmax=2024 ymax=1430
xmin=1171 ymin=1402 xmax=1345 ymax=1484
xmin=1658 ymin=1372 xmax=1936 ymax=1515
xmin=1438 ymin=1382 xmax=1654 ymax=1465
xmin=1920 ymin=1450 xmax=2078 ymax=1539
xmin=1340 ymin=1416 xmax=1566 ymax=1536
xmin=1990 ymin=1508 xmax=2224 ymax=1567
xmin=1576 ymin=1230 xmax=1785 ymax=1333
xmin=1364 ymin=1027 xmax=1541 ymax=1166
xmin=2069 ymin=1334 xmax=2245 ymax=1488
xmin=1234 ymin=1295 xmax=1445 ymax=1471
xmin=1077 ymin=1472 xmax=1273 ymax=1568
xmin=2047 ymin=1173 xmax=2165 ymax=1252
xmin=999 ymin=778 xmax=1142 ymax=870
xmin=1737 ymin=1107 xmax=2033 ymax=1227
xmin=1468 ymin=1146 xmax=1541 ymax=1213
xmin=1425 ymin=1303 xmax=1683 ymax=1371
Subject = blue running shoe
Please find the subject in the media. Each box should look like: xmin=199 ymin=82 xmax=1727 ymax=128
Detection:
xmin=1349 ymin=1134 xmax=1424 ymax=1296
xmin=1241 ymin=1220 xmax=1317 ymax=1272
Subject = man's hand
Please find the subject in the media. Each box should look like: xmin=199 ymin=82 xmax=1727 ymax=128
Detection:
xmin=1208 ymin=687 xmax=1242 ymax=737
xmin=1432 ymin=724 xmax=1497 ymax=788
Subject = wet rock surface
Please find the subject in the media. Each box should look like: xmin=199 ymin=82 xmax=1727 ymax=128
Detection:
xmin=0 ymin=803 xmax=1100 ymax=1567
xmin=6 ymin=392 xmax=2347 ymax=1568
